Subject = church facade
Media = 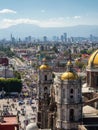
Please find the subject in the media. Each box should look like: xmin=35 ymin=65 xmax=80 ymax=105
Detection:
xmin=37 ymin=59 xmax=82 ymax=130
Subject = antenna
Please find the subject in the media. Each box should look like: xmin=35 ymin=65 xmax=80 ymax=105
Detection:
xmin=67 ymin=49 xmax=73 ymax=72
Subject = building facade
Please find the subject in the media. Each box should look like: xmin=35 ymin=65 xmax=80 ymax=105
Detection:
xmin=37 ymin=59 xmax=53 ymax=128
xmin=37 ymin=59 xmax=82 ymax=130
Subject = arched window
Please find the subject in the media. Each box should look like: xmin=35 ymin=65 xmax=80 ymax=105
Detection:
xmin=70 ymin=88 xmax=74 ymax=102
xmin=45 ymin=75 xmax=47 ymax=81
xmin=69 ymin=109 xmax=74 ymax=121
xmin=44 ymin=87 xmax=47 ymax=91
xmin=70 ymin=88 xmax=74 ymax=94
xmin=70 ymin=95 xmax=73 ymax=99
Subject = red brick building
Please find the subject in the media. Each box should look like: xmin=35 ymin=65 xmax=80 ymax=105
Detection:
xmin=0 ymin=116 xmax=19 ymax=130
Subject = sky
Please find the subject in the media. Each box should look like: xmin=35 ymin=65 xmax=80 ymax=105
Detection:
xmin=0 ymin=0 xmax=98 ymax=29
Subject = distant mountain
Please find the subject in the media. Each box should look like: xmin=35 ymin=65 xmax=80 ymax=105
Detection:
xmin=0 ymin=24 xmax=98 ymax=39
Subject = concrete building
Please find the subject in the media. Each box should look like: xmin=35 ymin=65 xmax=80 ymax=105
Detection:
xmin=0 ymin=66 xmax=14 ymax=78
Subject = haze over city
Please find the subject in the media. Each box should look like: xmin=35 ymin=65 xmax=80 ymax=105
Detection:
xmin=0 ymin=0 xmax=98 ymax=39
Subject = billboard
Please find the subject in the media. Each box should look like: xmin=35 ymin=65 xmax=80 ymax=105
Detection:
xmin=0 ymin=58 xmax=9 ymax=66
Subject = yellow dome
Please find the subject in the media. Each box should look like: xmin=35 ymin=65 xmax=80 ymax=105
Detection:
xmin=61 ymin=72 xmax=78 ymax=80
xmin=67 ymin=61 xmax=73 ymax=66
xmin=88 ymin=49 xmax=98 ymax=67
xmin=39 ymin=64 xmax=50 ymax=70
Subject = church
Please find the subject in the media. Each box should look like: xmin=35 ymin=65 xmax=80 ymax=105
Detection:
xmin=37 ymin=58 xmax=82 ymax=130
xmin=86 ymin=49 xmax=98 ymax=90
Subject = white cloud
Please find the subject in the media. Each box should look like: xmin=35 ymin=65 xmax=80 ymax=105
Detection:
xmin=65 ymin=16 xmax=81 ymax=19
xmin=0 ymin=9 xmax=16 ymax=14
xmin=40 ymin=17 xmax=66 ymax=27
xmin=0 ymin=16 xmax=83 ymax=29
xmin=73 ymin=16 xmax=81 ymax=19
xmin=0 ymin=18 xmax=67 ymax=29
xmin=0 ymin=19 xmax=39 ymax=28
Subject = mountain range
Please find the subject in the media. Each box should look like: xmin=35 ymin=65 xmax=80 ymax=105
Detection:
xmin=0 ymin=24 xmax=98 ymax=40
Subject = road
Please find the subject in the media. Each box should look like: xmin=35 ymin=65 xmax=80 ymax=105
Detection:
xmin=0 ymin=97 xmax=38 ymax=130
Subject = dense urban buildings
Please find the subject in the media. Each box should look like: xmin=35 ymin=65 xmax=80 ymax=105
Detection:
xmin=0 ymin=0 xmax=98 ymax=130
xmin=1 ymin=33 xmax=98 ymax=44
xmin=0 ymin=35 xmax=98 ymax=130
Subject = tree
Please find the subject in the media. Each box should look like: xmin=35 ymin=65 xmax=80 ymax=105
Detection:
xmin=0 ymin=78 xmax=22 ymax=93
xmin=13 ymin=71 xmax=21 ymax=79
xmin=75 ymin=61 xmax=85 ymax=69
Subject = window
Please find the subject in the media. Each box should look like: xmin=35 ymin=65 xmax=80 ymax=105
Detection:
xmin=70 ymin=95 xmax=73 ymax=99
xmin=69 ymin=109 xmax=74 ymax=121
xmin=44 ymin=87 xmax=47 ymax=94
xmin=96 ymin=76 xmax=98 ymax=86
xmin=44 ymin=93 xmax=48 ymax=99
xmin=44 ymin=87 xmax=48 ymax=98
xmin=70 ymin=88 xmax=74 ymax=101
xmin=38 ymin=112 xmax=41 ymax=122
xmin=62 ymin=89 xmax=65 ymax=98
xmin=45 ymin=75 xmax=47 ymax=81
xmin=44 ymin=87 xmax=47 ymax=91
xmin=70 ymin=88 xmax=74 ymax=94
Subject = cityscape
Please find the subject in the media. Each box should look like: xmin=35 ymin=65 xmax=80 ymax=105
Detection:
xmin=0 ymin=0 xmax=98 ymax=130
xmin=1 ymin=33 xmax=98 ymax=44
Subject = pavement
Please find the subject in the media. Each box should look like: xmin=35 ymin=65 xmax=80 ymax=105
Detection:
xmin=0 ymin=97 xmax=37 ymax=130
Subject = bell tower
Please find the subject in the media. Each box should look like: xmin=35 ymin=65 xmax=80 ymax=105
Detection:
xmin=55 ymin=60 xmax=82 ymax=130
xmin=37 ymin=58 xmax=53 ymax=128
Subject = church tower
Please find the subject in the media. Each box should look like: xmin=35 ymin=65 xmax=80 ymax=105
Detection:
xmin=55 ymin=61 xmax=82 ymax=130
xmin=37 ymin=58 xmax=53 ymax=128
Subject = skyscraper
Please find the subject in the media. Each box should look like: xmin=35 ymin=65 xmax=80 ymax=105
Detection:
xmin=63 ymin=33 xmax=67 ymax=43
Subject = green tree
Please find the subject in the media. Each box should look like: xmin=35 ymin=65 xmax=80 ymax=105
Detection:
xmin=75 ymin=61 xmax=85 ymax=69
xmin=0 ymin=78 xmax=22 ymax=93
xmin=13 ymin=71 xmax=21 ymax=79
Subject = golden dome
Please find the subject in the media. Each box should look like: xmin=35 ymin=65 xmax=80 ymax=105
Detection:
xmin=61 ymin=72 xmax=78 ymax=80
xmin=88 ymin=49 xmax=98 ymax=67
xmin=67 ymin=61 xmax=73 ymax=66
xmin=39 ymin=64 xmax=50 ymax=70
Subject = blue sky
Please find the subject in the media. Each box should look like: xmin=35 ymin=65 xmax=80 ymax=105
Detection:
xmin=0 ymin=0 xmax=98 ymax=29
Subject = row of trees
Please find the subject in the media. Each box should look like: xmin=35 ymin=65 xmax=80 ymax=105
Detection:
xmin=0 ymin=78 xmax=22 ymax=93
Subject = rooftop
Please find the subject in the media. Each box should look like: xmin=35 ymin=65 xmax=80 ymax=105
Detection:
xmin=0 ymin=116 xmax=18 ymax=125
